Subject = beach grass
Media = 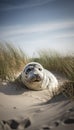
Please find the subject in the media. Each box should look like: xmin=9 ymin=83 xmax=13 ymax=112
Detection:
xmin=33 ymin=49 xmax=74 ymax=81
xmin=0 ymin=43 xmax=29 ymax=80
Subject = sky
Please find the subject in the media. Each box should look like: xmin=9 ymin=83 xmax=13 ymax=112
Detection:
xmin=0 ymin=0 xmax=74 ymax=56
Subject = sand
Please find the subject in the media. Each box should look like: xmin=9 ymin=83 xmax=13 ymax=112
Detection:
xmin=0 ymin=73 xmax=74 ymax=130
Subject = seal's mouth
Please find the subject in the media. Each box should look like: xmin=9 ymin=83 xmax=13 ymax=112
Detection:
xmin=33 ymin=79 xmax=41 ymax=82
xmin=28 ymin=76 xmax=41 ymax=82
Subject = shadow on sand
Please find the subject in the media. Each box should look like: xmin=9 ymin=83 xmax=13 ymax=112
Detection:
xmin=0 ymin=81 xmax=30 ymax=95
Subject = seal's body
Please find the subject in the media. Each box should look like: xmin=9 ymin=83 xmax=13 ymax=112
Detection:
xmin=20 ymin=62 xmax=58 ymax=92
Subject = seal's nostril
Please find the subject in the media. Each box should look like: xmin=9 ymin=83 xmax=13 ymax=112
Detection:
xmin=35 ymin=74 xmax=40 ymax=79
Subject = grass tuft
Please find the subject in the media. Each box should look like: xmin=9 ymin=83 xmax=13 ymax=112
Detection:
xmin=33 ymin=49 xmax=74 ymax=81
xmin=0 ymin=43 xmax=29 ymax=80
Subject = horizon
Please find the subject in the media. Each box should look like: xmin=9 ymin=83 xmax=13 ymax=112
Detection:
xmin=0 ymin=0 xmax=74 ymax=56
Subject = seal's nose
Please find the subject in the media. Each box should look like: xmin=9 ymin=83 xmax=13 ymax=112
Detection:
xmin=34 ymin=74 xmax=41 ymax=80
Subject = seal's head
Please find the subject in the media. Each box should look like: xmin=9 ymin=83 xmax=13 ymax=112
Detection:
xmin=21 ymin=62 xmax=45 ymax=90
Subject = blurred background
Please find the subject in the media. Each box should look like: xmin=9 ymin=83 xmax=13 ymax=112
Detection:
xmin=0 ymin=0 xmax=74 ymax=56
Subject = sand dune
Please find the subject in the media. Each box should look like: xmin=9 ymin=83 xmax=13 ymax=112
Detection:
xmin=0 ymin=74 xmax=74 ymax=130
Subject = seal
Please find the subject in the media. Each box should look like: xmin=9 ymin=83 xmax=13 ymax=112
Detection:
xmin=19 ymin=62 xmax=59 ymax=92
xmin=20 ymin=62 xmax=58 ymax=91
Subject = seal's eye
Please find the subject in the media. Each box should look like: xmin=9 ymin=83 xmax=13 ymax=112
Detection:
xmin=26 ymin=68 xmax=32 ymax=73
xmin=38 ymin=68 xmax=42 ymax=71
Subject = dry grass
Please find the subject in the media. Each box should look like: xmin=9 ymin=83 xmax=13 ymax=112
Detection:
xmin=33 ymin=49 xmax=74 ymax=81
xmin=0 ymin=43 xmax=29 ymax=80
xmin=60 ymin=80 xmax=74 ymax=99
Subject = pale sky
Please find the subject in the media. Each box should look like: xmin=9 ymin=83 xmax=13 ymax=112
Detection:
xmin=0 ymin=0 xmax=74 ymax=56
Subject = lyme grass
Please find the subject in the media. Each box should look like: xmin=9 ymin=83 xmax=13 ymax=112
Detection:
xmin=33 ymin=49 xmax=74 ymax=81
xmin=0 ymin=43 xmax=29 ymax=80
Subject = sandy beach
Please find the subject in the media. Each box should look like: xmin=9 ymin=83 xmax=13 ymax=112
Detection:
xmin=0 ymin=0 xmax=74 ymax=129
xmin=0 ymin=73 xmax=74 ymax=130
